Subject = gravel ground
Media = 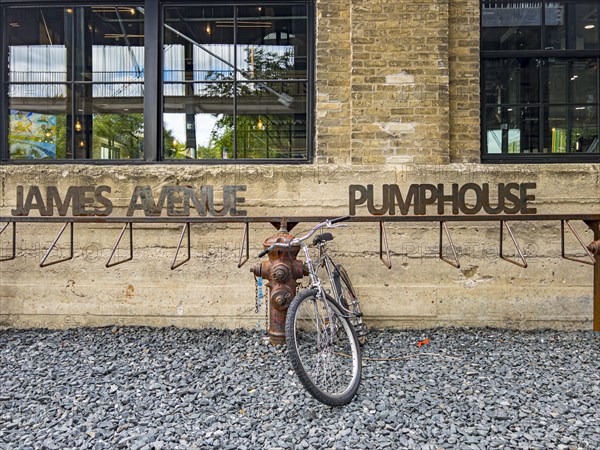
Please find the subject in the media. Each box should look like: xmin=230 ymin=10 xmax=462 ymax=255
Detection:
xmin=1 ymin=326 xmax=599 ymax=449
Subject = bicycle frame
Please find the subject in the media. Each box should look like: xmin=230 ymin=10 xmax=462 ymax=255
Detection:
xmin=298 ymin=241 xmax=344 ymax=339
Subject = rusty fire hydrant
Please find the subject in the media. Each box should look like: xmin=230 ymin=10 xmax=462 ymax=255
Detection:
xmin=250 ymin=229 xmax=305 ymax=345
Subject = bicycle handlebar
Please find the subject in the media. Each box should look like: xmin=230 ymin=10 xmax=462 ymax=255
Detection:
xmin=257 ymin=216 xmax=351 ymax=257
xmin=257 ymin=247 xmax=271 ymax=258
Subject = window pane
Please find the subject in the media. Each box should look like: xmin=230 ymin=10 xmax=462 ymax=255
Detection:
xmin=162 ymin=4 xmax=310 ymax=160
xmin=73 ymin=84 xmax=144 ymax=159
xmin=482 ymin=2 xmax=542 ymax=51
xmin=6 ymin=7 xmax=67 ymax=83
xmin=163 ymin=82 xmax=234 ymax=159
xmin=8 ymin=84 xmax=69 ymax=159
xmin=5 ymin=5 xmax=144 ymax=160
xmin=542 ymin=105 xmax=599 ymax=154
xmin=544 ymin=106 xmax=568 ymax=153
xmin=92 ymin=112 xmax=144 ymax=160
xmin=88 ymin=84 xmax=144 ymax=160
xmin=485 ymin=106 xmax=539 ymax=154
xmin=571 ymin=105 xmax=598 ymax=152
xmin=164 ymin=6 xmax=236 ymax=82
xmin=545 ymin=3 xmax=565 ymax=50
xmin=544 ymin=59 xmax=569 ymax=103
xmin=546 ymin=3 xmax=599 ymax=50
xmin=236 ymin=82 xmax=307 ymax=158
xmin=484 ymin=59 xmax=539 ymax=105
xmin=570 ymin=3 xmax=598 ymax=50
xmin=6 ymin=7 xmax=144 ymax=83
xmin=83 ymin=7 xmax=145 ymax=82
xmin=237 ymin=5 xmax=308 ymax=80
xmin=571 ymin=60 xmax=598 ymax=104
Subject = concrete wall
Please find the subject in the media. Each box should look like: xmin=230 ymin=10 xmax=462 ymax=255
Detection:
xmin=1 ymin=0 xmax=599 ymax=330
xmin=1 ymin=164 xmax=599 ymax=330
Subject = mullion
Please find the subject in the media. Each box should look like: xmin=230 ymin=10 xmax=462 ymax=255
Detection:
xmin=539 ymin=57 xmax=544 ymax=153
xmin=233 ymin=5 xmax=237 ymax=159
xmin=68 ymin=7 xmax=75 ymax=159
xmin=0 ymin=4 xmax=7 ymax=160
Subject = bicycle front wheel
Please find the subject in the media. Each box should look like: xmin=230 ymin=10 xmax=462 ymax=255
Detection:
xmin=285 ymin=289 xmax=361 ymax=406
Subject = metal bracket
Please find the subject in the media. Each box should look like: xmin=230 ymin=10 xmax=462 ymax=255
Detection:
xmin=561 ymin=220 xmax=596 ymax=265
xmin=379 ymin=222 xmax=392 ymax=269
xmin=171 ymin=223 xmax=191 ymax=270
xmin=40 ymin=222 xmax=74 ymax=267
xmin=439 ymin=221 xmax=460 ymax=268
xmin=106 ymin=223 xmax=134 ymax=268
xmin=237 ymin=222 xmax=250 ymax=268
xmin=0 ymin=222 xmax=16 ymax=262
xmin=499 ymin=221 xmax=528 ymax=268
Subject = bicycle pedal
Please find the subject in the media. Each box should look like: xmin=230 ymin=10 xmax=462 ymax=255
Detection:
xmin=354 ymin=324 xmax=367 ymax=336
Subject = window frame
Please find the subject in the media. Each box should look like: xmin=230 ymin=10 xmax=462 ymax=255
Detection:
xmin=0 ymin=0 xmax=315 ymax=164
xmin=481 ymin=0 xmax=600 ymax=163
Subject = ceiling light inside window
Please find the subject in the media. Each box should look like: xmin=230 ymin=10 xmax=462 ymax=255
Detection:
xmin=585 ymin=24 xmax=595 ymax=30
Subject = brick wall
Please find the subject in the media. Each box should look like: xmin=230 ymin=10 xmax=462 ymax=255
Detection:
xmin=449 ymin=0 xmax=480 ymax=162
xmin=315 ymin=0 xmax=353 ymax=164
xmin=316 ymin=0 xmax=480 ymax=164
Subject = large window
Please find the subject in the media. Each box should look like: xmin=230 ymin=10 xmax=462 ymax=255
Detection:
xmin=3 ymin=5 xmax=144 ymax=160
xmin=481 ymin=1 xmax=600 ymax=161
xmin=0 ymin=1 xmax=313 ymax=162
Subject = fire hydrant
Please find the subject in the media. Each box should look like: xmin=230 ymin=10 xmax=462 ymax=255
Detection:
xmin=250 ymin=229 xmax=305 ymax=345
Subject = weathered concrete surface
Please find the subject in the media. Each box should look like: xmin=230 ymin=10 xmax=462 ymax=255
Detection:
xmin=1 ymin=164 xmax=599 ymax=330
xmin=1 ymin=0 xmax=599 ymax=330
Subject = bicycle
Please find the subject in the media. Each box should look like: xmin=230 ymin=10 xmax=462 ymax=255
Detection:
xmin=257 ymin=216 xmax=366 ymax=406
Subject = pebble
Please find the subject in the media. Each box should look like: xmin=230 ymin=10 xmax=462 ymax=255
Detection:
xmin=0 ymin=327 xmax=598 ymax=448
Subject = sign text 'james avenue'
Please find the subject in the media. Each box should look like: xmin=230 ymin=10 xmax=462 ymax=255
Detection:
xmin=11 ymin=185 xmax=247 ymax=217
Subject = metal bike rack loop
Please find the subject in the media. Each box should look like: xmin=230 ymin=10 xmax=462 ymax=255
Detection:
xmin=1 ymin=213 xmax=600 ymax=331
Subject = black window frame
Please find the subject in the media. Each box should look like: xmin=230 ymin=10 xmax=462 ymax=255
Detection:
xmin=0 ymin=0 xmax=315 ymax=165
xmin=481 ymin=0 xmax=600 ymax=163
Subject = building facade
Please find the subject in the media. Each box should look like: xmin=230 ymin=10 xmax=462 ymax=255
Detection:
xmin=1 ymin=0 xmax=599 ymax=329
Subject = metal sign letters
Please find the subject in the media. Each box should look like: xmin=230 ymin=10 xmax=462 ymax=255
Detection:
xmin=349 ymin=183 xmax=537 ymax=215
xmin=11 ymin=185 xmax=247 ymax=217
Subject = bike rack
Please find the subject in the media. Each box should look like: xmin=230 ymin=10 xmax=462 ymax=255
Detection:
xmin=238 ymin=222 xmax=250 ymax=269
xmin=499 ymin=221 xmax=528 ymax=268
xmin=561 ymin=220 xmax=596 ymax=266
xmin=171 ymin=223 xmax=191 ymax=270
xmin=439 ymin=221 xmax=460 ymax=269
xmin=106 ymin=222 xmax=134 ymax=268
xmin=40 ymin=222 xmax=74 ymax=268
xmin=0 ymin=221 xmax=16 ymax=262
xmin=379 ymin=222 xmax=392 ymax=269
xmin=1 ymin=214 xmax=600 ymax=331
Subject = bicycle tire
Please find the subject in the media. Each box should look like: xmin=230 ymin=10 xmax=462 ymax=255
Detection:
xmin=285 ymin=288 xmax=361 ymax=406
xmin=334 ymin=264 xmax=367 ymax=345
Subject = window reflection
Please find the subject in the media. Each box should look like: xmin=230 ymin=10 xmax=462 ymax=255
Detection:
xmin=162 ymin=4 xmax=309 ymax=160
xmin=482 ymin=1 xmax=542 ymax=51
xmin=482 ymin=1 xmax=600 ymax=158
xmin=5 ymin=6 xmax=144 ymax=160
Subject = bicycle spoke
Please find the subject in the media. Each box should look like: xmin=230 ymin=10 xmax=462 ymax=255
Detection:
xmin=289 ymin=292 xmax=360 ymax=402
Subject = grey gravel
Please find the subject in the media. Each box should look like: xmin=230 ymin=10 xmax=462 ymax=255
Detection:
xmin=1 ymin=327 xmax=599 ymax=449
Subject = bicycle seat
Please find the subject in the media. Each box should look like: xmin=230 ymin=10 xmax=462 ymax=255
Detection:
xmin=313 ymin=232 xmax=334 ymax=245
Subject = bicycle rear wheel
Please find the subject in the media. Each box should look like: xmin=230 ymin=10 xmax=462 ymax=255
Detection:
xmin=285 ymin=288 xmax=361 ymax=406
xmin=334 ymin=264 xmax=367 ymax=345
